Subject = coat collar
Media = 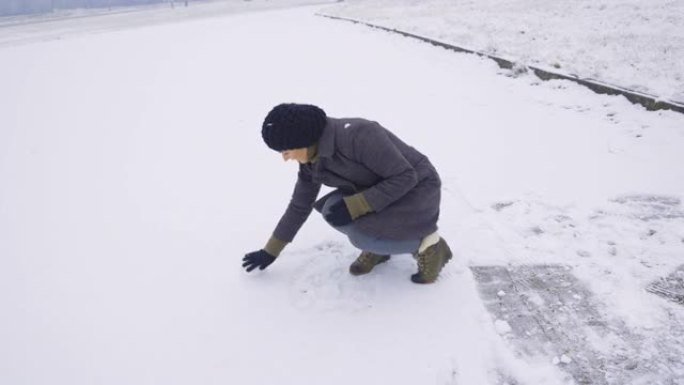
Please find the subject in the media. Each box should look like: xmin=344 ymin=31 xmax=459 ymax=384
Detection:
xmin=316 ymin=117 xmax=337 ymax=159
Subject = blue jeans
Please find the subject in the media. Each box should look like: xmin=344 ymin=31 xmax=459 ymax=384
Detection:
xmin=321 ymin=191 xmax=420 ymax=255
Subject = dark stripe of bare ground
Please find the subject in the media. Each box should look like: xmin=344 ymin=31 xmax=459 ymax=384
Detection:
xmin=318 ymin=14 xmax=684 ymax=115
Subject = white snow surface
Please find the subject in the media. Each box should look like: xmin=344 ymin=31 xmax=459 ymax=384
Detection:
xmin=1 ymin=2 xmax=684 ymax=385
xmin=323 ymin=0 xmax=684 ymax=104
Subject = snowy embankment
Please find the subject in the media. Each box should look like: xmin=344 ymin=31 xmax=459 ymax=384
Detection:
xmin=1 ymin=3 xmax=684 ymax=385
xmin=323 ymin=0 xmax=684 ymax=104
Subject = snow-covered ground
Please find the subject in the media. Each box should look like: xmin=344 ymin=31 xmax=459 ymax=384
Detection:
xmin=323 ymin=0 xmax=684 ymax=104
xmin=0 ymin=0 xmax=329 ymax=47
xmin=1 ymin=2 xmax=684 ymax=385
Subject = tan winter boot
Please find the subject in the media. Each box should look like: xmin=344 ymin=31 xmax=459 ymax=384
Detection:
xmin=349 ymin=251 xmax=390 ymax=276
xmin=411 ymin=238 xmax=452 ymax=284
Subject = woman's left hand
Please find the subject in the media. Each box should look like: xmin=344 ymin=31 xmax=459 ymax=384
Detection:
xmin=324 ymin=200 xmax=353 ymax=226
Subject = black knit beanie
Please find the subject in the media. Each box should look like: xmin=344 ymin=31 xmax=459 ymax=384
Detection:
xmin=261 ymin=103 xmax=327 ymax=151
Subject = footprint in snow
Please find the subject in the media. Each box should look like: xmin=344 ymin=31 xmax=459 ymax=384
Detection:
xmin=288 ymin=241 xmax=378 ymax=313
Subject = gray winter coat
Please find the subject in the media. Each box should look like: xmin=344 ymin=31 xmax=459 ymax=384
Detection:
xmin=272 ymin=117 xmax=441 ymax=242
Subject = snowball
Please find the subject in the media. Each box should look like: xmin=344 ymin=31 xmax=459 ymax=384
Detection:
xmin=494 ymin=319 xmax=512 ymax=334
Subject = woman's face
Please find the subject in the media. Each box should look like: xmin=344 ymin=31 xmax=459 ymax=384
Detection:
xmin=281 ymin=148 xmax=308 ymax=163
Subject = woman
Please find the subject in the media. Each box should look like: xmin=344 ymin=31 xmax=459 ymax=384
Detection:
xmin=242 ymin=103 xmax=452 ymax=284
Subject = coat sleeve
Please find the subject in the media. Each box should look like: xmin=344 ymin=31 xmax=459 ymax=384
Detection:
xmin=272 ymin=164 xmax=322 ymax=243
xmin=353 ymin=123 xmax=418 ymax=212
